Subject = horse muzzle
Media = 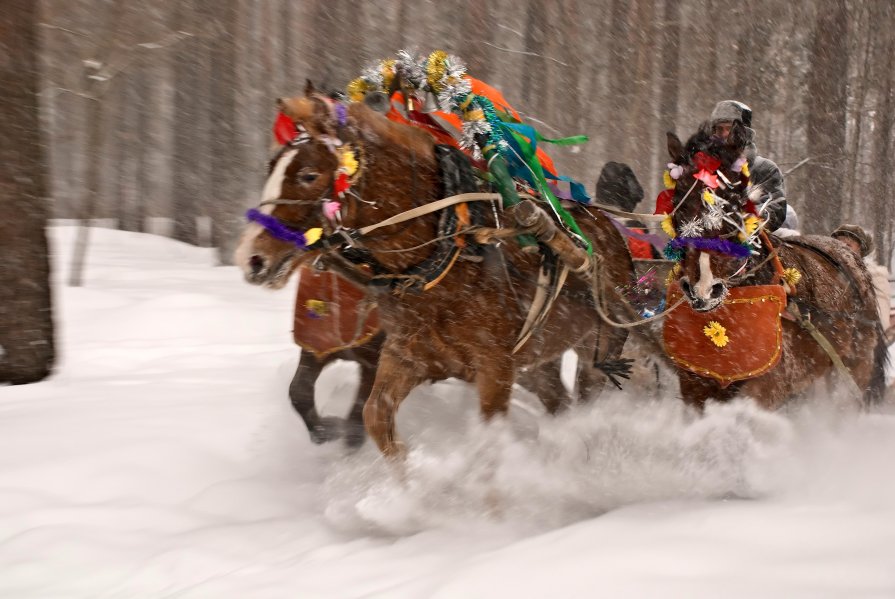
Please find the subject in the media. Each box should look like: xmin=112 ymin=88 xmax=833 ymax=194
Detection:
xmin=243 ymin=251 xmax=300 ymax=289
xmin=680 ymin=277 xmax=727 ymax=312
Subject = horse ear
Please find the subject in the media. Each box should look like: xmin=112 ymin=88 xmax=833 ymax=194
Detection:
xmin=304 ymin=79 xmax=316 ymax=97
xmin=667 ymin=132 xmax=685 ymax=163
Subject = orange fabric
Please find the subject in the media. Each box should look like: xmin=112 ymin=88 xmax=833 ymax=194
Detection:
xmin=663 ymin=283 xmax=787 ymax=387
xmin=469 ymin=77 xmax=520 ymax=120
xmin=386 ymin=85 xmax=559 ymax=178
xmin=293 ymin=266 xmax=379 ymax=358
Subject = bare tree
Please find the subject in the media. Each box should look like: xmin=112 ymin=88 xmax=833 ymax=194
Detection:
xmin=0 ymin=1 xmax=55 ymax=384
xmin=804 ymin=0 xmax=849 ymax=235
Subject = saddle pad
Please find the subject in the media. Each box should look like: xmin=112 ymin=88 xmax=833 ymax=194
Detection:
xmin=293 ymin=265 xmax=379 ymax=358
xmin=663 ymin=283 xmax=787 ymax=387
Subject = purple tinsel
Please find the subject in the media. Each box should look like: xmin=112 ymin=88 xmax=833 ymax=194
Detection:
xmin=668 ymin=236 xmax=752 ymax=259
xmin=334 ymin=103 xmax=348 ymax=127
xmin=245 ymin=209 xmax=308 ymax=249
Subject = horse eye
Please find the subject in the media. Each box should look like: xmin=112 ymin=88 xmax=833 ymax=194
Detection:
xmin=296 ymin=170 xmax=319 ymax=184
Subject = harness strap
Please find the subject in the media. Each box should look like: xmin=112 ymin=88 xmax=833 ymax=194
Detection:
xmin=356 ymin=192 xmax=504 ymax=236
xmin=786 ymin=301 xmax=865 ymax=403
xmin=513 ymin=259 xmax=570 ymax=354
xmin=759 ymin=231 xmax=787 ymax=286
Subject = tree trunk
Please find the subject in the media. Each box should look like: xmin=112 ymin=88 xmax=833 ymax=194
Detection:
xmin=208 ymin=0 xmax=247 ymax=265
xmin=0 ymin=1 xmax=55 ymax=384
xmin=804 ymin=0 xmax=849 ymax=234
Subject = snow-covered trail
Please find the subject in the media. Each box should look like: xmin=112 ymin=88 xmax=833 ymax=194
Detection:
xmin=0 ymin=227 xmax=893 ymax=598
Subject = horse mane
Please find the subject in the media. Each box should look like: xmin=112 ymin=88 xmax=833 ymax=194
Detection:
xmin=347 ymin=102 xmax=435 ymax=158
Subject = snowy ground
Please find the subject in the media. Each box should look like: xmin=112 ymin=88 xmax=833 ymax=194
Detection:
xmin=1 ymin=226 xmax=895 ymax=598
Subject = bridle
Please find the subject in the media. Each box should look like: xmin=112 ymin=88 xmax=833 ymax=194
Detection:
xmin=245 ymin=120 xmax=499 ymax=293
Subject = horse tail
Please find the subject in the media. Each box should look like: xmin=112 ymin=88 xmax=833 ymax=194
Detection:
xmin=864 ymin=318 xmax=890 ymax=406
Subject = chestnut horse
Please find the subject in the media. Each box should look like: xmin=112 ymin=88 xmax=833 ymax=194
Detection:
xmin=664 ymin=121 xmax=887 ymax=410
xmin=236 ymin=95 xmax=634 ymax=457
xmin=289 ymin=328 xmax=584 ymax=449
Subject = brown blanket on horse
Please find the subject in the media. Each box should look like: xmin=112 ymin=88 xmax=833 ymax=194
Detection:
xmin=293 ymin=265 xmax=378 ymax=358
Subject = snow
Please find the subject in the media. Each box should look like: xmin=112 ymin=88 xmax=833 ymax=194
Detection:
xmin=1 ymin=225 xmax=894 ymax=598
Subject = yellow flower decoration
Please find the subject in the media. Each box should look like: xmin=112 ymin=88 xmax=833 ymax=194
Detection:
xmin=380 ymin=59 xmax=396 ymax=91
xmin=463 ymin=108 xmax=486 ymax=122
xmin=663 ymin=170 xmax=675 ymax=190
xmin=703 ymin=321 xmax=729 ymax=348
xmin=340 ymin=146 xmax=358 ymax=176
xmin=305 ymin=299 xmax=328 ymax=317
xmin=782 ymin=267 xmax=802 ymax=286
xmin=346 ymin=78 xmax=371 ymax=102
xmin=426 ymin=50 xmax=449 ymax=92
xmin=741 ymin=162 xmax=750 ymax=178
xmin=702 ymin=188 xmax=715 ymax=205
xmin=737 ymin=215 xmax=761 ymax=242
xmin=665 ymin=262 xmax=682 ymax=286
xmin=661 ymin=215 xmax=677 ymax=238
xmin=304 ymin=227 xmax=323 ymax=246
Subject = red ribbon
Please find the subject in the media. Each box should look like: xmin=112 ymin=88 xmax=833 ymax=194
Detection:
xmin=654 ymin=189 xmax=675 ymax=215
xmin=274 ymin=112 xmax=297 ymax=145
xmin=693 ymin=152 xmax=721 ymax=172
xmin=333 ymin=172 xmax=350 ymax=196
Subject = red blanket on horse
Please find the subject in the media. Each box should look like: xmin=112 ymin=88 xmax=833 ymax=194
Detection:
xmin=663 ymin=282 xmax=787 ymax=387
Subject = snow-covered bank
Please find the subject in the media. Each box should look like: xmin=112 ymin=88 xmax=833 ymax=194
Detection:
xmin=0 ymin=227 xmax=893 ymax=598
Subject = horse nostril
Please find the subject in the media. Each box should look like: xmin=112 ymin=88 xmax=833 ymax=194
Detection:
xmin=710 ymin=282 xmax=726 ymax=299
xmin=680 ymin=279 xmax=692 ymax=297
xmin=249 ymin=255 xmax=266 ymax=276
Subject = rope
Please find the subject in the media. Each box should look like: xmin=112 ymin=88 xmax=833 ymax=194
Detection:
xmin=786 ymin=302 xmax=865 ymax=404
xmin=589 ymin=254 xmax=686 ymax=329
xmin=590 ymin=178 xmax=699 ymax=225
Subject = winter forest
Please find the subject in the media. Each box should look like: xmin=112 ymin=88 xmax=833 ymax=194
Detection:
xmin=34 ymin=0 xmax=895 ymax=265
xmin=3 ymin=1 xmax=895 ymax=597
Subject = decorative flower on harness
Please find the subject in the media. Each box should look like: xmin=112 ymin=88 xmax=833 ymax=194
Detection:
xmin=703 ymin=320 xmax=729 ymax=347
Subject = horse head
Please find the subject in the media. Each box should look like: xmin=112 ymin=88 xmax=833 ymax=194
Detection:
xmin=235 ymin=81 xmax=442 ymax=289
xmin=665 ymin=120 xmax=761 ymax=311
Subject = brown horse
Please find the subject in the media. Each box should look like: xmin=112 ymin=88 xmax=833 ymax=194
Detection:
xmin=236 ymin=94 xmax=635 ymax=457
xmin=289 ymin=329 xmax=583 ymax=449
xmin=664 ymin=121 xmax=887 ymax=410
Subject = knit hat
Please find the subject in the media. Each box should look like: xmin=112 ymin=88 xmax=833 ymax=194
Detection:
xmin=595 ymin=162 xmax=643 ymax=213
xmin=832 ymin=224 xmax=874 ymax=257
xmin=710 ymin=100 xmax=753 ymax=127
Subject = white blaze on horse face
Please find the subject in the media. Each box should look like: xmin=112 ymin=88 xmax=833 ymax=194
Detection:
xmin=694 ymin=252 xmax=715 ymax=300
xmin=233 ymin=149 xmax=298 ymax=270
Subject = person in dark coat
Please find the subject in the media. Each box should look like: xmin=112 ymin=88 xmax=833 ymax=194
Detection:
xmin=709 ymin=100 xmax=787 ymax=230
xmin=595 ymin=161 xmax=654 ymax=259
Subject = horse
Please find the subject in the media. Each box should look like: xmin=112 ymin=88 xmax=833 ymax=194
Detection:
xmin=236 ymin=92 xmax=635 ymax=458
xmin=287 ymin=268 xmax=590 ymax=449
xmin=289 ymin=323 xmax=585 ymax=449
xmin=662 ymin=120 xmax=888 ymax=410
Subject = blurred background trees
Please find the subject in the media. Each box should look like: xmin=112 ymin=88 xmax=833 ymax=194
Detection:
xmin=37 ymin=0 xmax=895 ymax=267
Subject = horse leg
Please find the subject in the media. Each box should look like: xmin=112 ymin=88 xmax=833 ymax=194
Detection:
xmin=579 ymin=325 xmax=630 ymax=402
xmin=517 ymin=358 xmax=571 ymax=415
xmin=344 ymin=357 xmax=377 ymax=448
xmin=289 ymin=348 xmax=342 ymax=444
xmin=362 ymin=348 xmax=421 ymax=459
xmin=677 ymin=370 xmax=738 ymax=411
xmin=476 ymin=361 xmax=515 ymax=419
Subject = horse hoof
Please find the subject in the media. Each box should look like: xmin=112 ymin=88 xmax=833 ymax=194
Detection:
xmin=343 ymin=424 xmax=367 ymax=449
xmin=308 ymin=417 xmax=344 ymax=445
